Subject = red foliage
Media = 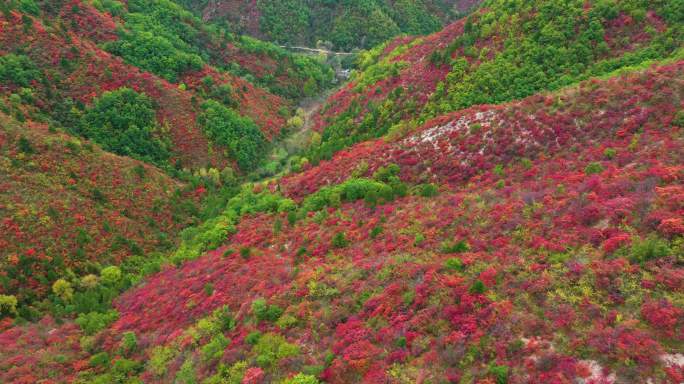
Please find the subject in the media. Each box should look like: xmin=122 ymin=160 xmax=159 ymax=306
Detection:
xmin=589 ymin=322 xmax=663 ymax=367
xmin=0 ymin=317 xmax=86 ymax=383
xmin=641 ymin=300 xmax=684 ymax=338
xmin=59 ymin=0 xmax=118 ymax=41
xmin=0 ymin=114 xmax=199 ymax=300
xmin=658 ymin=218 xmax=684 ymax=237
xmin=242 ymin=367 xmax=265 ymax=384
xmin=602 ymin=233 xmax=631 ymax=254
xmin=180 ymin=66 xmax=288 ymax=140
xmin=2 ymin=41 xmax=683 ymax=383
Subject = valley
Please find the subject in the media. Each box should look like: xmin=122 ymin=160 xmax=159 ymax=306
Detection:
xmin=0 ymin=1 xmax=682 ymax=383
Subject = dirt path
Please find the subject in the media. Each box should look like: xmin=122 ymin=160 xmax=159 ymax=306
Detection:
xmin=278 ymin=91 xmax=330 ymax=154
xmin=299 ymin=90 xmax=331 ymax=132
xmin=256 ymin=91 xmax=332 ymax=182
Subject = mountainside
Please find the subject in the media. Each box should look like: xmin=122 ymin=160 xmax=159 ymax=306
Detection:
xmin=111 ymin=61 xmax=684 ymax=384
xmin=0 ymin=0 xmax=331 ymax=311
xmin=196 ymin=0 xmax=483 ymax=50
xmin=0 ymin=111 xmax=203 ymax=317
xmin=3 ymin=59 xmax=683 ymax=384
xmin=306 ymin=0 xmax=682 ymax=164
xmin=0 ymin=0 xmax=683 ymax=384
xmin=0 ymin=0 xmax=333 ymax=169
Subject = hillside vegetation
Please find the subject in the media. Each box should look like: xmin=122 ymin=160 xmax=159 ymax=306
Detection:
xmin=0 ymin=0 xmax=332 ymax=309
xmin=0 ymin=0 xmax=682 ymax=383
xmin=197 ymin=0 xmax=483 ymax=50
xmin=0 ymin=111 xmax=202 ymax=319
xmin=2 ymin=57 xmax=683 ymax=384
xmin=0 ymin=0 xmax=333 ymax=170
xmin=307 ymin=0 xmax=682 ymax=164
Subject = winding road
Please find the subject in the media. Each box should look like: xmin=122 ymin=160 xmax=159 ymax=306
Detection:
xmin=279 ymin=45 xmax=355 ymax=56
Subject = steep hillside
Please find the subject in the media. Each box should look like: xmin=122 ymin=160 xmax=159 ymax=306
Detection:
xmin=0 ymin=111 xmax=203 ymax=317
xmin=0 ymin=0 xmax=332 ymax=314
xmin=0 ymin=1 xmax=682 ymax=383
xmin=307 ymin=0 xmax=683 ymax=164
xmin=0 ymin=0 xmax=333 ymax=169
xmin=3 ymin=60 xmax=682 ymax=384
xmin=197 ymin=0 xmax=483 ymax=50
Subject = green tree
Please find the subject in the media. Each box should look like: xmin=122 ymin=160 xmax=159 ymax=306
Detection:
xmin=0 ymin=54 xmax=40 ymax=87
xmin=52 ymin=279 xmax=74 ymax=301
xmin=331 ymin=232 xmax=349 ymax=248
xmin=253 ymin=333 xmax=299 ymax=368
xmin=100 ymin=266 xmax=122 ymax=286
xmin=251 ymin=298 xmax=283 ymax=322
xmin=0 ymin=295 xmax=18 ymax=317
xmin=282 ymin=373 xmax=320 ymax=384
xmin=81 ymin=88 xmax=170 ymax=165
xmin=75 ymin=310 xmax=119 ymax=335
xmin=120 ymin=331 xmax=138 ymax=356
xmin=329 ymin=7 xmax=401 ymax=50
xmin=258 ymin=0 xmax=310 ymax=45
xmin=198 ymin=100 xmax=267 ymax=171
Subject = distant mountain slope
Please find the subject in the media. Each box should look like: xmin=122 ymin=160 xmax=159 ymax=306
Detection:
xmin=196 ymin=0 xmax=484 ymax=50
xmin=0 ymin=0 xmax=333 ymax=169
xmin=3 ymin=59 xmax=681 ymax=384
xmin=306 ymin=0 xmax=682 ymax=164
